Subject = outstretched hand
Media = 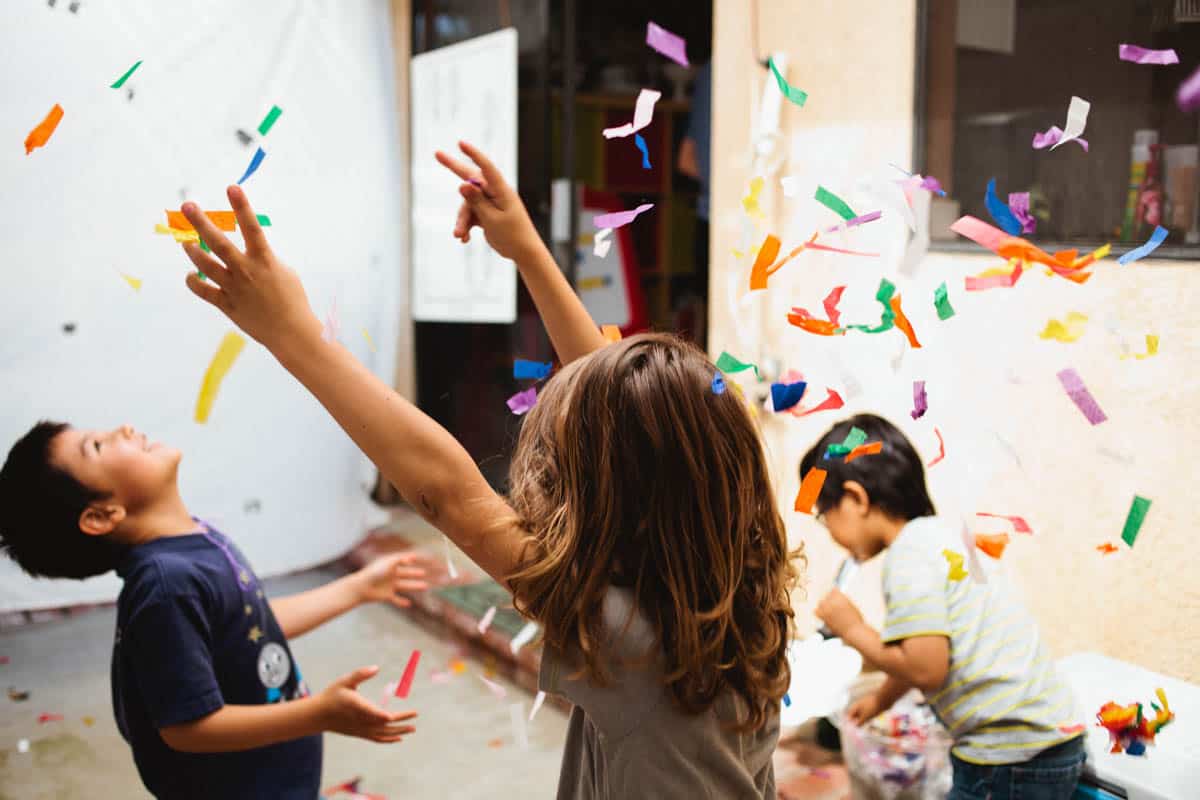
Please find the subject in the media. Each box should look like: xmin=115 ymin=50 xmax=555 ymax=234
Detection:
xmin=317 ymin=666 xmax=417 ymax=744
xmin=179 ymin=185 xmax=323 ymax=355
xmin=435 ymin=141 xmax=542 ymax=262
xmin=353 ymin=552 xmax=431 ymax=609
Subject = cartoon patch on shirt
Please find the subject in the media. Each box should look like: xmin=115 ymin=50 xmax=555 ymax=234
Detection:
xmin=257 ymin=642 xmax=291 ymax=703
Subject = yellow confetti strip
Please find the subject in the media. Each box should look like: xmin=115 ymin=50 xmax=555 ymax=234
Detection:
xmin=362 ymin=328 xmax=376 ymax=353
xmin=1038 ymin=311 xmax=1088 ymax=342
xmin=1121 ymin=333 xmax=1159 ymax=360
xmin=154 ymin=223 xmax=199 ymax=243
xmin=942 ymin=549 xmax=968 ymax=582
xmin=120 ymin=272 xmax=143 ymax=292
xmin=742 ymin=176 xmax=765 ymax=220
xmin=194 ymin=332 xmax=246 ymax=424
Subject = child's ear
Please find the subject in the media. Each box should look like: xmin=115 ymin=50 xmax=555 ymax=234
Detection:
xmin=841 ymin=481 xmax=871 ymax=516
xmin=79 ymin=503 xmax=126 ymax=536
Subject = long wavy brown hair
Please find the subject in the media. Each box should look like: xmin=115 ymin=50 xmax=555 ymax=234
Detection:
xmin=506 ymin=333 xmax=803 ymax=731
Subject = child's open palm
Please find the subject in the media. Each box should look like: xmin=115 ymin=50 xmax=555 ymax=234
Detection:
xmin=353 ymin=552 xmax=430 ymax=609
xmin=435 ymin=141 xmax=541 ymax=262
xmin=317 ymin=666 xmax=416 ymax=744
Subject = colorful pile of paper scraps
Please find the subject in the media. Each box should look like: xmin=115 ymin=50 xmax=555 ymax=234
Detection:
xmin=1096 ymin=688 xmax=1174 ymax=756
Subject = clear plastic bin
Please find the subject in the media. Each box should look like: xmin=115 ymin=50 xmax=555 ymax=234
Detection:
xmin=834 ymin=692 xmax=953 ymax=800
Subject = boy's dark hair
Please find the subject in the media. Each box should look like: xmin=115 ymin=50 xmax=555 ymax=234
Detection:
xmin=799 ymin=413 xmax=936 ymax=521
xmin=0 ymin=421 xmax=123 ymax=579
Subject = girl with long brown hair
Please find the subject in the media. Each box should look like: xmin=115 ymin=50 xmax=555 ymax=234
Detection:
xmin=176 ymin=141 xmax=802 ymax=799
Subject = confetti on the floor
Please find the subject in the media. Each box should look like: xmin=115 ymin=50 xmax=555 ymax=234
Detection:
xmin=17 ymin=739 xmax=29 ymax=754
xmin=37 ymin=712 xmax=63 ymax=723
xmin=24 ymin=103 xmax=64 ymax=155
xmin=1039 ymin=312 xmax=1088 ymax=342
xmin=7 ymin=687 xmax=30 ymax=702
xmin=1056 ymin=368 xmax=1107 ymax=425
xmin=194 ymin=332 xmax=246 ymax=424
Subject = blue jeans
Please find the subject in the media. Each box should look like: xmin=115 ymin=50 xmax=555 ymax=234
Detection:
xmin=948 ymin=737 xmax=1086 ymax=799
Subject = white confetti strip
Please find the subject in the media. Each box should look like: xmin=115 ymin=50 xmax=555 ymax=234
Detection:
xmin=478 ymin=605 xmax=497 ymax=635
xmin=510 ymin=621 xmax=539 ymax=655
xmin=529 ymin=690 xmax=547 ymax=722
xmin=443 ymin=536 xmax=458 ymax=580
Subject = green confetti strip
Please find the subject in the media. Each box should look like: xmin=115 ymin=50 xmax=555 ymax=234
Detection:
xmin=256 ymin=214 xmax=272 ymax=227
xmin=845 ymin=278 xmax=896 ymax=334
xmin=110 ymin=60 xmax=142 ymax=89
xmin=1120 ymin=495 xmax=1152 ymax=547
xmin=257 ymin=105 xmax=283 ymax=136
xmin=199 ymin=238 xmax=210 ymax=253
xmin=767 ymin=57 xmax=808 ymax=107
xmin=715 ymin=351 xmax=760 ymax=378
xmin=842 ymin=426 xmax=867 ymax=450
xmin=934 ymin=281 xmax=956 ymax=320
xmin=814 ymin=185 xmax=856 ymax=221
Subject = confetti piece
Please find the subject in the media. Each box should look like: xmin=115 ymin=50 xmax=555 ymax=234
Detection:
xmin=789 ymin=388 xmax=844 ymax=417
xmin=506 ymin=386 xmax=538 ymax=415
xmin=1118 ymin=225 xmax=1168 ymax=265
xmin=395 ymin=650 xmax=421 ymax=698
xmin=510 ymin=701 xmax=530 ymax=749
xmin=823 ymin=210 xmax=882 ymax=234
xmin=928 ymin=427 xmax=946 ymax=467
xmin=257 ymin=104 xmax=282 ymax=136
xmin=951 ymin=216 xmax=1101 ymax=283
xmin=119 ymin=272 xmax=142 ymax=292
xmin=794 ymin=467 xmax=827 ymax=514
xmin=942 ymin=549 xmax=968 ymax=581
xmin=715 ymin=351 xmax=760 ymax=378
xmin=1097 ymin=542 xmax=1119 ymax=555
xmin=911 ymin=380 xmax=927 ymax=420
xmin=530 ymin=690 xmax=547 ymax=721
xmin=1177 ymin=65 xmax=1200 ymax=111
xmin=645 ymin=21 xmax=689 ymax=66
xmin=194 ymin=332 xmax=246 ymax=423
xmin=603 ymin=88 xmax=662 ymax=138
xmin=742 ymin=177 xmax=765 ymax=219
xmin=933 ymin=282 xmax=955 ymax=320
xmin=1032 ymin=125 xmax=1089 ymax=152
xmin=888 ymin=295 xmax=921 ymax=348
xmin=711 ymin=373 xmax=726 ymax=395
xmin=1059 ymin=723 xmax=1087 ymax=735
xmin=1047 ymin=96 xmax=1091 ymax=151
xmin=786 ymin=310 xmax=841 ymax=336
xmin=1039 ymin=312 xmax=1088 ymax=342
xmin=443 ymin=536 xmax=459 ymax=580
xmin=770 ymin=380 xmax=807 ymax=412
xmin=154 ymin=223 xmax=200 ymax=243
xmin=488 ymin=737 xmax=504 ymax=748
xmin=814 ymin=185 xmax=856 ymax=221
xmin=805 ymin=240 xmax=880 ymax=257
xmin=165 ymin=210 xmax=237 ymax=232
xmin=974 ymin=533 xmax=1010 ymax=559
xmin=513 ymin=359 xmax=552 ymax=379
xmin=1119 ymin=45 xmax=1179 ymax=65
xmin=478 ymin=673 xmax=507 ymax=698
xmin=256 ymin=213 xmax=272 ymax=227
xmin=633 ymin=134 xmax=651 ymax=169
xmin=510 ymin=621 xmax=538 ymax=655
xmin=748 ymin=234 xmax=782 ymax=291
xmin=844 ymin=441 xmax=882 ymax=463
xmin=1008 ymin=192 xmax=1036 ymax=234
xmin=845 ymin=278 xmax=896 ymax=335
xmin=478 ymin=606 xmax=497 ymax=635
xmin=109 ymin=59 xmax=142 ymax=89
xmin=24 ymin=104 xmax=64 ymax=155
xmin=7 ymin=687 xmax=29 ymax=701
xmin=975 ymin=513 xmax=1032 ymax=534
xmin=593 ymin=203 xmax=653 ymax=230
xmin=965 ymin=260 xmax=1023 ymax=291
xmin=37 ymin=713 xmax=64 ymax=724
xmin=1056 ymin=368 xmax=1107 ymax=425
xmin=600 ymin=324 xmax=621 ymax=343
xmin=985 ymin=178 xmax=1023 ymax=235
xmin=841 ymin=427 xmax=867 ymax=452
xmin=1121 ymin=495 xmax=1151 ymax=547
xmin=362 ymin=328 xmax=376 ymax=352
xmin=1122 ymin=333 xmax=1159 ymax=360
xmin=767 ymin=56 xmax=807 ymax=107
xmin=237 ymin=146 xmax=266 ymax=185
xmin=82 ymin=716 xmax=94 ymax=727
xmin=594 ymin=228 xmax=613 ymax=258
xmin=450 ymin=659 xmax=467 ymax=675
xmin=822 ymin=286 xmax=845 ymax=326
xmin=17 ymin=739 xmax=28 ymax=754
xmin=782 ymin=693 xmax=791 ymax=707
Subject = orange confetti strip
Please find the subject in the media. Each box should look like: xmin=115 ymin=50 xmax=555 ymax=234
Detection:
xmin=749 ymin=234 xmax=782 ymax=290
xmin=888 ymin=294 xmax=922 ymax=348
xmin=975 ymin=532 xmax=1010 ymax=559
xmin=794 ymin=467 xmax=827 ymax=514
xmin=928 ymin=427 xmax=946 ymax=467
xmin=1097 ymin=542 xmax=1119 ymax=555
xmin=165 ymin=210 xmax=237 ymax=232
xmin=844 ymin=441 xmax=882 ymax=463
xmin=601 ymin=325 xmax=622 ymax=343
xmin=786 ymin=311 xmax=841 ymax=336
xmin=24 ymin=103 xmax=64 ymax=155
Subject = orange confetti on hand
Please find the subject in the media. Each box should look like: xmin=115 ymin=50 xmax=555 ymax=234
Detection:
xmin=794 ymin=467 xmax=827 ymax=514
xmin=165 ymin=210 xmax=237 ymax=232
xmin=975 ymin=532 xmax=1010 ymax=559
xmin=845 ymin=441 xmax=882 ymax=463
xmin=889 ymin=295 xmax=922 ymax=348
xmin=24 ymin=104 xmax=64 ymax=155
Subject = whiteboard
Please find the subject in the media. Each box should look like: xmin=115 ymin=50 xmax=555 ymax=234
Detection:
xmin=410 ymin=29 xmax=518 ymax=323
xmin=0 ymin=0 xmax=405 ymax=611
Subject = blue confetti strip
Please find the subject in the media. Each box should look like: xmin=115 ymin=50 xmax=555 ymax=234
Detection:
xmin=1118 ymin=225 xmax=1168 ymax=265
xmin=237 ymin=146 xmax=266 ymax=185
xmin=984 ymin=178 xmax=1023 ymax=236
xmin=634 ymin=133 xmax=651 ymax=169
xmin=513 ymin=359 xmax=552 ymax=380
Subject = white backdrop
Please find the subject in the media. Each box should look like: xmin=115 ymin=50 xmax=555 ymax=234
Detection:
xmin=0 ymin=1 xmax=406 ymax=610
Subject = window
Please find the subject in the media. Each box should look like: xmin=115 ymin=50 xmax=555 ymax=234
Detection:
xmin=918 ymin=0 xmax=1200 ymax=257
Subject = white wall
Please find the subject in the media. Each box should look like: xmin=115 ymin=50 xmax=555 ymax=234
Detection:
xmin=0 ymin=1 xmax=407 ymax=610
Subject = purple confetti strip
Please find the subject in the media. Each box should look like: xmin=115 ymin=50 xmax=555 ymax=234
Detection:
xmin=593 ymin=203 xmax=654 ymax=230
xmin=823 ymin=210 xmax=883 ymax=234
xmin=1178 ymin=65 xmax=1200 ymax=112
xmin=1118 ymin=44 xmax=1179 ymax=65
xmin=1032 ymin=126 xmax=1089 ymax=152
xmin=1007 ymin=192 xmax=1036 ymax=234
xmin=911 ymin=380 xmax=928 ymax=420
xmin=1056 ymin=368 xmax=1108 ymax=425
xmin=506 ymin=386 xmax=538 ymax=415
xmin=645 ymin=21 xmax=689 ymax=67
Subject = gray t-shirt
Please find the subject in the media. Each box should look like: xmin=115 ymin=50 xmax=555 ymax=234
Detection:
xmin=539 ymin=587 xmax=778 ymax=799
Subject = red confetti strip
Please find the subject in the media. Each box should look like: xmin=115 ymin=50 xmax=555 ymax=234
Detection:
xmin=976 ymin=513 xmax=1033 ymax=534
xmin=395 ymin=649 xmax=421 ymax=699
xmin=927 ymin=427 xmax=946 ymax=467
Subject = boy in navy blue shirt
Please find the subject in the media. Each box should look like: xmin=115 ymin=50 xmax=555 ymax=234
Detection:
xmin=0 ymin=421 xmax=429 ymax=799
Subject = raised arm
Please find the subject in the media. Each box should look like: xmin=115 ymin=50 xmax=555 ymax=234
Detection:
xmin=179 ymin=188 xmax=522 ymax=586
xmin=436 ymin=141 xmax=608 ymax=364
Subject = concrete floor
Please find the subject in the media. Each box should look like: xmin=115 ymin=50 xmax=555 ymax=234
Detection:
xmin=0 ymin=567 xmax=569 ymax=799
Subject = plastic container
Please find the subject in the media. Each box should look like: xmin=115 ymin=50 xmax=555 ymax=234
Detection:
xmin=834 ymin=692 xmax=953 ymax=800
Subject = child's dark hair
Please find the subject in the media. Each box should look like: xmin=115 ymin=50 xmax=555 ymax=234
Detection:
xmin=0 ymin=421 xmax=123 ymax=579
xmin=799 ymin=413 xmax=936 ymax=520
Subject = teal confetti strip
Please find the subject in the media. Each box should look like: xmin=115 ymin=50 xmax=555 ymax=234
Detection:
xmin=1120 ymin=495 xmax=1151 ymax=547
xmin=934 ymin=281 xmax=956 ymax=320
xmin=257 ymin=105 xmax=283 ymax=136
xmin=110 ymin=60 xmax=142 ymax=89
xmin=842 ymin=426 xmax=867 ymax=450
xmin=767 ymin=57 xmax=807 ymax=107
xmin=256 ymin=214 xmax=272 ymax=227
xmin=715 ymin=351 xmax=760 ymax=378
xmin=814 ymin=185 xmax=856 ymax=221
xmin=199 ymin=238 xmax=210 ymax=253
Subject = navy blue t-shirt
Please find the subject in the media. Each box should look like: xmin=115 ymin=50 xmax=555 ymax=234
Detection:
xmin=112 ymin=524 xmax=322 ymax=799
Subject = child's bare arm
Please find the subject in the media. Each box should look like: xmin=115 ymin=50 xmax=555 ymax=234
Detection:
xmin=160 ymin=666 xmax=414 ymax=752
xmin=180 ymin=189 xmax=523 ymax=587
xmin=436 ymin=141 xmax=608 ymax=364
xmin=841 ymin=626 xmax=949 ymax=693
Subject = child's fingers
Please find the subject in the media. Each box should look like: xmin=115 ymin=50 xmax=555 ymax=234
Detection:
xmin=460 ymin=184 xmax=500 ymax=225
xmin=227 ymin=185 xmax=270 ymax=256
xmin=387 ymin=710 xmax=418 ymax=723
xmin=180 ymin=202 xmax=242 ymax=267
xmin=458 ymin=141 xmax=507 ymax=196
xmin=185 ymin=272 xmax=228 ymax=312
xmin=453 ymin=199 xmax=475 ymax=241
xmin=435 ymin=149 xmax=480 ymax=184
xmin=180 ymin=243 xmax=231 ymax=287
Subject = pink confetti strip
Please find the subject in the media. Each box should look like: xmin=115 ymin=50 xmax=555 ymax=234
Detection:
xmin=1056 ymin=368 xmax=1108 ymax=425
xmin=822 ymin=286 xmax=845 ymax=326
xmin=950 ymin=215 xmax=1010 ymax=252
xmin=911 ymin=380 xmax=928 ymax=419
xmin=478 ymin=673 xmax=507 ymax=698
xmin=1032 ymin=125 xmax=1089 ymax=152
xmin=928 ymin=427 xmax=946 ymax=467
xmin=1177 ymin=65 xmax=1200 ymax=111
xmin=478 ymin=605 xmax=497 ymax=635
xmin=805 ymin=241 xmax=879 ymax=257
xmin=1118 ymin=44 xmax=1179 ymax=65
xmin=395 ymin=649 xmax=421 ymax=698
xmin=965 ymin=263 xmax=1024 ymax=291
xmin=593 ymin=203 xmax=654 ymax=230
xmin=506 ymin=386 xmax=538 ymax=415
xmin=822 ymin=210 xmax=882 ymax=234
xmin=645 ymin=22 xmax=689 ymax=66
xmin=976 ymin=513 xmax=1033 ymax=534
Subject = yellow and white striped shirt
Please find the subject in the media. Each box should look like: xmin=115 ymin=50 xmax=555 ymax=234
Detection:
xmin=881 ymin=517 xmax=1083 ymax=765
